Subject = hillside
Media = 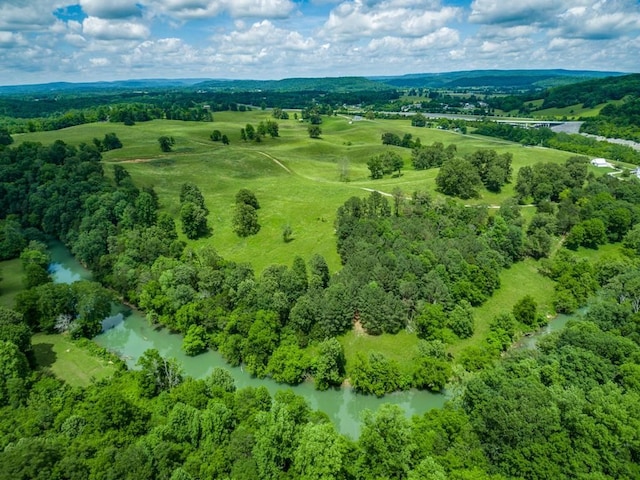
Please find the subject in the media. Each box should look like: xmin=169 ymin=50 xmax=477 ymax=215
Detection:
xmin=194 ymin=76 xmax=393 ymax=92
xmin=0 ymin=70 xmax=624 ymax=97
xmin=540 ymin=73 xmax=640 ymax=109
xmin=370 ymin=69 xmax=623 ymax=90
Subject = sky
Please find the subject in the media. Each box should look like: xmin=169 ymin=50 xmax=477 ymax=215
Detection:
xmin=0 ymin=0 xmax=639 ymax=86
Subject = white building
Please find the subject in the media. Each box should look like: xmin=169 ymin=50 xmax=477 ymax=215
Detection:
xmin=590 ymin=158 xmax=613 ymax=168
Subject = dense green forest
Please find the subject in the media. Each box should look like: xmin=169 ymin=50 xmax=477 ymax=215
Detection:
xmin=375 ymin=69 xmax=622 ymax=90
xmin=539 ymin=74 xmax=640 ymax=109
xmin=2 ymin=86 xmax=640 ymax=477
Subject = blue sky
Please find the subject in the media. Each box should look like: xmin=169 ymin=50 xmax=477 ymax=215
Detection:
xmin=0 ymin=0 xmax=639 ymax=85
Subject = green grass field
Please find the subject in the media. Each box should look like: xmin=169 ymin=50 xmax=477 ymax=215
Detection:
xmin=0 ymin=258 xmax=23 ymax=309
xmin=340 ymin=330 xmax=420 ymax=377
xmin=14 ymin=112 xmax=578 ymax=273
xmin=32 ymin=333 xmax=117 ymax=387
xmin=450 ymin=258 xmax=556 ymax=356
xmin=531 ymin=102 xmax=606 ymax=119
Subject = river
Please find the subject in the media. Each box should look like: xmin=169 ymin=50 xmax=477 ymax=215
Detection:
xmin=49 ymin=242 xmax=579 ymax=438
xmin=48 ymin=243 xmax=447 ymax=438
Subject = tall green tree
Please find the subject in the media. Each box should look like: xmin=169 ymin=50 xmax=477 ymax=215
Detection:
xmin=293 ymin=422 xmax=345 ymax=479
xmin=235 ymin=188 xmax=260 ymax=210
xmin=137 ymin=348 xmax=184 ymax=397
xmin=314 ymin=337 xmax=346 ymax=390
xmin=70 ymin=281 xmax=113 ymax=338
xmin=436 ymin=157 xmax=482 ymax=199
xmin=308 ymin=125 xmax=322 ymax=139
xmin=158 ymin=135 xmax=175 ymax=152
xmin=358 ymin=404 xmax=413 ymax=479
xmin=233 ymin=203 xmax=260 ymax=237
xmin=180 ymin=202 xmax=209 ymax=239
xmin=0 ymin=340 xmax=29 ymax=406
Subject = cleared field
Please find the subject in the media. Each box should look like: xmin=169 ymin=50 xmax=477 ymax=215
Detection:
xmin=13 ymin=112 xmax=578 ymax=273
xmin=531 ymin=102 xmax=606 ymax=119
xmin=449 ymin=258 xmax=556 ymax=356
xmin=0 ymin=258 xmax=23 ymax=309
xmin=32 ymin=333 xmax=117 ymax=387
xmin=340 ymin=329 xmax=420 ymax=377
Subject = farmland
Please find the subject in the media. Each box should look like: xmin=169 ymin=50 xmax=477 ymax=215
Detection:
xmin=14 ymin=111 xmax=576 ymax=274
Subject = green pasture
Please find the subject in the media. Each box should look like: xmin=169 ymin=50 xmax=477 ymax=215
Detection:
xmin=32 ymin=333 xmax=117 ymax=387
xmin=0 ymin=258 xmax=23 ymax=309
xmin=13 ymin=112 xmax=582 ymax=272
xmin=450 ymin=258 xmax=556 ymax=356
xmin=570 ymin=242 xmax=626 ymax=263
xmin=531 ymin=102 xmax=606 ymax=119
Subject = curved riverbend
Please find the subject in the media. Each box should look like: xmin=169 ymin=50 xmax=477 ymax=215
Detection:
xmin=49 ymin=243 xmax=447 ymax=438
xmin=49 ymin=241 xmax=578 ymax=437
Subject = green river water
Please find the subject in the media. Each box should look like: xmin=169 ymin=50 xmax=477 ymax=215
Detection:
xmin=48 ymin=242 xmax=575 ymax=438
xmin=48 ymin=243 xmax=447 ymax=438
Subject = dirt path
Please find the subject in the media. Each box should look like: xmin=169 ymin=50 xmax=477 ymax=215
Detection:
xmin=113 ymin=158 xmax=156 ymax=164
xmin=360 ymin=187 xmax=393 ymax=197
xmin=354 ymin=319 xmax=367 ymax=336
xmin=257 ymin=151 xmax=292 ymax=174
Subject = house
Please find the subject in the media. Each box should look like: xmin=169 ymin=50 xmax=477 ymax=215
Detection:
xmin=591 ymin=158 xmax=613 ymax=168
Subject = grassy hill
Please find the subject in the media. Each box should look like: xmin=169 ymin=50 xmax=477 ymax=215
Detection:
xmin=14 ymin=111 xmax=578 ymax=273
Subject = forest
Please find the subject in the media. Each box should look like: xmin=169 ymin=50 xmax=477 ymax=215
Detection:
xmin=1 ymin=82 xmax=640 ymax=478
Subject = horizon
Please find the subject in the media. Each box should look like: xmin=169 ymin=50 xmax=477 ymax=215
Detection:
xmin=1 ymin=1 xmax=639 ymax=86
xmin=0 ymin=68 xmax=634 ymax=90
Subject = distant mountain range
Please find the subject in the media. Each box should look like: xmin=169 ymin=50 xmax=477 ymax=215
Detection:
xmin=0 ymin=69 xmax=629 ymax=95
xmin=368 ymin=69 xmax=626 ymax=89
xmin=0 ymin=78 xmax=210 ymax=95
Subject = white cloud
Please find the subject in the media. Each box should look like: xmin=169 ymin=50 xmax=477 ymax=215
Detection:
xmin=80 ymin=0 xmax=143 ymax=19
xmin=470 ymin=0 xmax=640 ymax=41
xmin=0 ymin=1 xmax=63 ymax=30
xmin=148 ymin=0 xmax=296 ymax=20
xmin=89 ymin=57 xmax=110 ymax=66
xmin=121 ymin=37 xmax=198 ymax=68
xmin=322 ymin=0 xmax=461 ymax=40
xmin=556 ymin=5 xmax=640 ymax=40
xmin=0 ymin=0 xmax=637 ymax=85
xmin=367 ymin=27 xmax=460 ymax=54
xmin=82 ymin=17 xmax=150 ymax=40
xmin=469 ymin=0 xmax=564 ymax=26
xmin=64 ymin=33 xmax=87 ymax=47
xmin=213 ymin=20 xmax=315 ymax=51
xmin=0 ymin=31 xmax=26 ymax=48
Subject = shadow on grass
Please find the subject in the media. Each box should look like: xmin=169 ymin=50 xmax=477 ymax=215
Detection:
xmin=33 ymin=342 xmax=57 ymax=368
xmin=149 ymin=158 xmax=176 ymax=167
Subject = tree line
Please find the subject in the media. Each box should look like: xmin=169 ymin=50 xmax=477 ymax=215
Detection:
xmin=474 ymin=121 xmax=640 ymax=164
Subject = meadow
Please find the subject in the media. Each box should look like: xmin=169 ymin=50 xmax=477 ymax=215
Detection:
xmin=0 ymin=258 xmax=23 ymax=309
xmin=13 ymin=111 xmax=588 ymax=362
xmin=31 ymin=333 xmax=118 ymax=387
xmin=15 ymin=111 xmax=576 ymax=273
